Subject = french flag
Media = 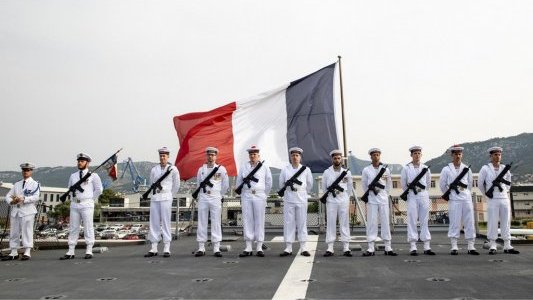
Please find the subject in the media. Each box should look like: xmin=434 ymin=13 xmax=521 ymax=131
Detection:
xmin=174 ymin=63 xmax=340 ymax=180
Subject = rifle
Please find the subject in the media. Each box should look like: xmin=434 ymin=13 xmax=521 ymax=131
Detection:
xmin=141 ymin=165 xmax=174 ymax=200
xmin=277 ymin=165 xmax=307 ymax=197
xmin=60 ymin=148 xmax=122 ymax=203
xmin=319 ymin=169 xmax=349 ymax=204
xmin=235 ymin=161 xmax=264 ymax=195
xmin=400 ymin=166 xmax=430 ymax=201
xmin=361 ymin=164 xmax=388 ymax=203
xmin=485 ymin=162 xmax=512 ymax=199
xmin=192 ymin=165 xmax=220 ymax=199
xmin=441 ymin=165 xmax=471 ymax=201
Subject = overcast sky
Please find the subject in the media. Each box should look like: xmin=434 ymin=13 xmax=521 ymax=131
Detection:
xmin=1 ymin=0 xmax=532 ymax=171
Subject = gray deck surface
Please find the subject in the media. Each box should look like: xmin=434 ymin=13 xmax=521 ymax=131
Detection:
xmin=0 ymin=229 xmax=532 ymax=300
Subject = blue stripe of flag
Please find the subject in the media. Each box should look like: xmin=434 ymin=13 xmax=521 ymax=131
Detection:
xmin=285 ymin=63 xmax=339 ymax=173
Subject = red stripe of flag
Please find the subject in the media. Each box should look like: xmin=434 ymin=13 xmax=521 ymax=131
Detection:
xmin=173 ymin=102 xmax=237 ymax=180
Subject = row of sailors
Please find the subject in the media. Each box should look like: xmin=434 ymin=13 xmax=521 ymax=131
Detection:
xmin=2 ymin=144 xmax=519 ymax=261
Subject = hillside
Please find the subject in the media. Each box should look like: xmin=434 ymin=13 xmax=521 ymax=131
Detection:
xmin=425 ymin=132 xmax=533 ymax=183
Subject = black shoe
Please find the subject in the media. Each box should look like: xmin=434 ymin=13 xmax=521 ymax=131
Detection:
xmin=163 ymin=252 xmax=170 ymax=258
xmin=214 ymin=252 xmax=222 ymax=257
xmin=323 ymin=251 xmax=334 ymax=257
xmin=301 ymin=251 xmax=310 ymax=257
xmin=362 ymin=251 xmax=375 ymax=257
xmin=194 ymin=251 xmax=205 ymax=257
xmin=59 ymin=254 xmax=75 ymax=260
xmin=384 ymin=251 xmax=398 ymax=256
xmin=467 ymin=250 xmax=480 ymax=255
xmin=144 ymin=252 xmax=157 ymax=258
xmin=504 ymin=249 xmax=520 ymax=254
xmin=410 ymin=250 xmax=418 ymax=256
xmin=20 ymin=255 xmax=30 ymax=261
xmin=488 ymin=249 xmax=497 ymax=255
xmin=450 ymin=250 xmax=458 ymax=255
xmin=239 ymin=251 xmax=253 ymax=257
xmin=343 ymin=251 xmax=353 ymax=257
xmin=423 ymin=250 xmax=436 ymax=255
xmin=256 ymin=251 xmax=265 ymax=257
xmin=279 ymin=251 xmax=292 ymax=257
xmin=84 ymin=254 xmax=93 ymax=259
xmin=1 ymin=255 xmax=19 ymax=261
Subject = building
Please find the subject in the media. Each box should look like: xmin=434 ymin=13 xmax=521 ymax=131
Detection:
xmin=510 ymin=185 xmax=533 ymax=218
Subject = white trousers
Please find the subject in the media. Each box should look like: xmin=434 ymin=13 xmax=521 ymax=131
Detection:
xmin=241 ymin=195 xmax=266 ymax=244
xmin=68 ymin=206 xmax=94 ymax=253
xmin=9 ymin=214 xmax=35 ymax=250
xmin=197 ymin=199 xmax=222 ymax=243
xmin=283 ymin=202 xmax=308 ymax=250
xmin=326 ymin=201 xmax=350 ymax=244
xmin=366 ymin=203 xmax=392 ymax=251
xmin=487 ymin=198 xmax=511 ymax=243
xmin=148 ymin=200 xmax=173 ymax=245
xmin=406 ymin=196 xmax=431 ymax=243
xmin=447 ymin=200 xmax=476 ymax=240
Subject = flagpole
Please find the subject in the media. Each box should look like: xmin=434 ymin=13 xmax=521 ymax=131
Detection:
xmin=337 ymin=56 xmax=348 ymax=167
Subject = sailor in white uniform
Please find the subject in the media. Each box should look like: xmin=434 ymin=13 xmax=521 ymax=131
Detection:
xmin=144 ymin=147 xmax=180 ymax=258
xmin=361 ymin=148 xmax=397 ymax=256
xmin=400 ymin=146 xmax=435 ymax=256
xmin=60 ymin=153 xmax=103 ymax=260
xmin=236 ymin=145 xmax=272 ymax=257
xmin=194 ymin=147 xmax=229 ymax=257
xmin=322 ymin=150 xmax=354 ymax=257
xmin=478 ymin=146 xmax=519 ymax=255
xmin=2 ymin=163 xmax=40 ymax=261
xmin=279 ymin=147 xmax=314 ymax=257
xmin=439 ymin=145 xmax=478 ymax=255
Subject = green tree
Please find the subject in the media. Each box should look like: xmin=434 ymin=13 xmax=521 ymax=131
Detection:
xmin=48 ymin=201 xmax=71 ymax=220
xmin=98 ymin=189 xmax=117 ymax=207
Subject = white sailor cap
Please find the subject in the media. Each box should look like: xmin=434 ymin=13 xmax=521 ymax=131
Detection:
xmin=329 ymin=149 xmax=343 ymax=157
xmin=158 ymin=147 xmax=170 ymax=155
xmin=246 ymin=145 xmax=260 ymax=153
xmin=20 ymin=163 xmax=35 ymax=170
xmin=205 ymin=146 xmax=219 ymax=154
xmin=368 ymin=147 xmax=381 ymax=155
xmin=409 ymin=145 xmax=422 ymax=152
xmin=488 ymin=146 xmax=503 ymax=154
xmin=76 ymin=153 xmax=92 ymax=162
xmin=289 ymin=147 xmax=303 ymax=154
xmin=448 ymin=145 xmax=464 ymax=153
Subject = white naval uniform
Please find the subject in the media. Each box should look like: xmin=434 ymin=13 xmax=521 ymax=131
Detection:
xmin=279 ymin=164 xmax=313 ymax=253
xmin=478 ymin=163 xmax=514 ymax=250
xmin=66 ymin=169 xmax=103 ymax=255
xmin=401 ymin=163 xmax=432 ymax=251
xmin=236 ymin=161 xmax=272 ymax=252
xmin=196 ymin=164 xmax=229 ymax=252
xmin=439 ymin=163 xmax=476 ymax=250
xmin=321 ymin=166 xmax=353 ymax=253
xmin=362 ymin=164 xmax=393 ymax=252
xmin=4 ymin=178 xmax=40 ymax=256
xmin=148 ymin=164 xmax=180 ymax=253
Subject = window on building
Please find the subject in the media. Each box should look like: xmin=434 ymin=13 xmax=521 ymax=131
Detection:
xmin=431 ymin=181 xmax=435 ymax=188
xmin=478 ymin=213 xmax=484 ymax=221
xmin=179 ymin=198 xmax=187 ymax=207
xmin=56 ymin=194 xmax=60 ymax=202
xmin=392 ymin=181 xmax=398 ymax=189
xmin=44 ymin=194 xmax=48 ymax=202
xmin=473 ymin=179 xmax=478 ymax=187
xmin=477 ymin=196 xmax=483 ymax=203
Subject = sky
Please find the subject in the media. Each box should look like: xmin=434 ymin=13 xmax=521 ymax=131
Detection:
xmin=1 ymin=0 xmax=532 ymax=171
